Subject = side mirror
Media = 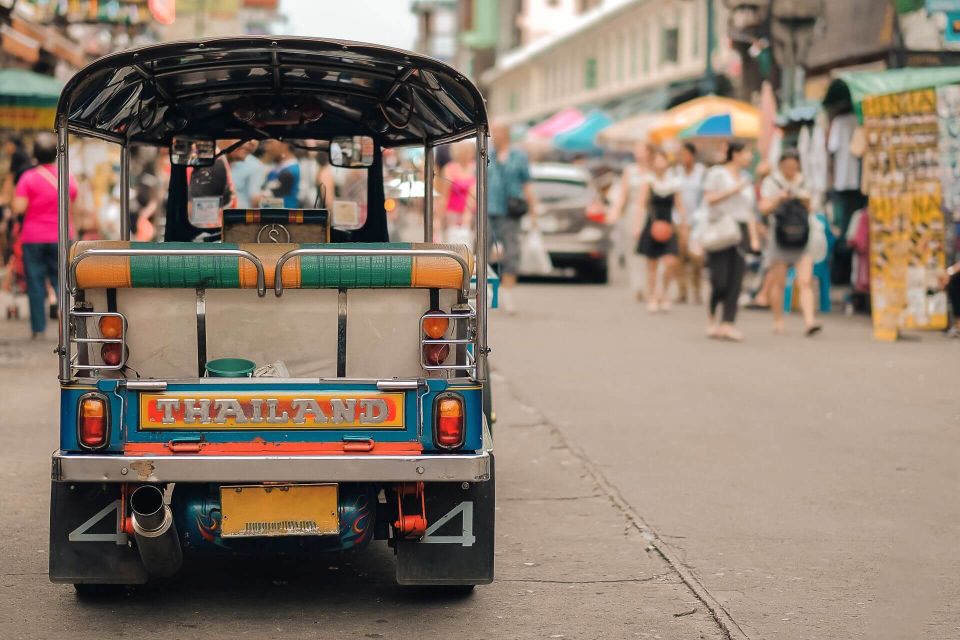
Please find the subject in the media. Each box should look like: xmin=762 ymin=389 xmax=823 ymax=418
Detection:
xmin=330 ymin=136 xmax=375 ymax=168
xmin=170 ymin=136 xmax=216 ymax=167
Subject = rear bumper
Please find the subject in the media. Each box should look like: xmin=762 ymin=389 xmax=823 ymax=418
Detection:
xmin=52 ymin=450 xmax=491 ymax=483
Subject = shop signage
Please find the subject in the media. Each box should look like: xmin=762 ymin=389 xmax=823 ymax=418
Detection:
xmin=861 ymin=88 xmax=950 ymax=340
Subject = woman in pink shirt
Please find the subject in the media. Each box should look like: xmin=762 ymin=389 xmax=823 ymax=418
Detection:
xmin=12 ymin=134 xmax=77 ymax=338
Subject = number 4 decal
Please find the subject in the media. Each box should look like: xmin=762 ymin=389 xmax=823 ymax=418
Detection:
xmin=422 ymin=501 xmax=475 ymax=547
xmin=68 ymin=499 xmax=126 ymax=544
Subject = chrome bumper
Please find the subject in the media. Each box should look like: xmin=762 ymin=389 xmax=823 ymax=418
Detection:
xmin=52 ymin=451 xmax=491 ymax=483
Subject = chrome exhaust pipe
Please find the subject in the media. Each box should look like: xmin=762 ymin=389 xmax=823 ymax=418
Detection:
xmin=130 ymin=485 xmax=183 ymax=578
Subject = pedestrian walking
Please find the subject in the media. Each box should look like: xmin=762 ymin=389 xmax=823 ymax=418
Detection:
xmin=610 ymin=142 xmax=652 ymax=301
xmin=438 ymin=140 xmax=476 ymax=245
xmin=488 ymin=122 xmax=536 ymax=314
xmin=11 ymin=133 xmax=78 ymax=339
xmin=702 ymin=142 xmax=760 ymax=342
xmin=670 ymin=142 xmax=706 ymax=304
xmin=258 ymin=139 xmax=300 ymax=208
xmin=228 ymin=141 xmax=266 ymax=209
xmin=315 ymin=151 xmax=336 ymax=210
xmin=941 ymin=260 xmax=960 ymax=338
xmin=758 ymin=149 xmax=822 ymax=336
xmin=635 ymin=149 xmax=683 ymax=313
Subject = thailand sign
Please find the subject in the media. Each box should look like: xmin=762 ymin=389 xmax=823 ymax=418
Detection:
xmin=140 ymin=392 xmax=405 ymax=430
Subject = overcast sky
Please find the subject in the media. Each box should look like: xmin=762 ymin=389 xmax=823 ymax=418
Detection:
xmin=279 ymin=0 xmax=418 ymax=50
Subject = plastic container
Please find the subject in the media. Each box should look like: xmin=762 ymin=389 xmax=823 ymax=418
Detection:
xmin=205 ymin=358 xmax=256 ymax=378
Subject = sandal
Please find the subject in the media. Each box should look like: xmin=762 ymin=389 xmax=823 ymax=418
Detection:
xmin=805 ymin=325 xmax=823 ymax=337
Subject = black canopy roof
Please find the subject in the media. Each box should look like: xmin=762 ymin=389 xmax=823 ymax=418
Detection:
xmin=57 ymin=37 xmax=487 ymax=147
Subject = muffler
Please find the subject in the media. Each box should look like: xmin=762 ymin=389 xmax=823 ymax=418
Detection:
xmin=130 ymin=485 xmax=183 ymax=578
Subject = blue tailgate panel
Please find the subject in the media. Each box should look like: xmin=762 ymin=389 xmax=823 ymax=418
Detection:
xmin=59 ymin=380 xmax=482 ymax=453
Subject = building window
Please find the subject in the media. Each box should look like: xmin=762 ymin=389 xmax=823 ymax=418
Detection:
xmin=617 ymin=33 xmax=625 ymax=83
xmin=630 ymin=27 xmax=638 ymax=77
xmin=691 ymin=2 xmax=699 ymax=57
xmin=661 ymin=26 xmax=679 ymax=65
xmin=585 ymin=57 xmax=598 ymax=90
xmin=509 ymin=90 xmax=519 ymax=113
xmin=642 ymin=28 xmax=650 ymax=74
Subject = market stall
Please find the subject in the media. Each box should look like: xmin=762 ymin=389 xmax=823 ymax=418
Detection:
xmin=824 ymin=68 xmax=960 ymax=340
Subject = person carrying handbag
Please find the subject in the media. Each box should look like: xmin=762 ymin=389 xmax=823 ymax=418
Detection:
xmin=487 ymin=122 xmax=537 ymax=314
xmin=635 ymin=149 xmax=684 ymax=313
xmin=701 ymin=142 xmax=760 ymax=342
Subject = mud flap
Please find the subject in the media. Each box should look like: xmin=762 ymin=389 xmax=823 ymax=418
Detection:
xmin=396 ymin=456 xmax=495 ymax=586
xmin=49 ymin=482 xmax=148 ymax=585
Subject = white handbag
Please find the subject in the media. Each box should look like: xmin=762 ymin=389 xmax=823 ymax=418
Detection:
xmin=700 ymin=214 xmax=742 ymax=252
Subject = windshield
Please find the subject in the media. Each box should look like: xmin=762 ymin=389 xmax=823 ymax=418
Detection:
xmin=532 ymin=180 xmax=590 ymax=205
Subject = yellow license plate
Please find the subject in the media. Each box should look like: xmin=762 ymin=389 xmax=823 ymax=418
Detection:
xmin=220 ymin=484 xmax=339 ymax=538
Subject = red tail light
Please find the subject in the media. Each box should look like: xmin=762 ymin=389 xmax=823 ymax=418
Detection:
xmin=423 ymin=343 xmax=450 ymax=366
xmin=101 ymin=343 xmax=125 ymax=367
xmin=586 ymin=202 xmax=606 ymax=224
xmin=78 ymin=394 xmax=108 ymax=449
xmin=435 ymin=394 xmax=464 ymax=449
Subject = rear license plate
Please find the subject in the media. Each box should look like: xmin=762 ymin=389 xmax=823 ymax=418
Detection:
xmin=220 ymin=484 xmax=339 ymax=538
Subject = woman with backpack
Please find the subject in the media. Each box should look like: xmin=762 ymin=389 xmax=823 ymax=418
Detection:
xmin=758 ymin=149 xmax=822 ymax=336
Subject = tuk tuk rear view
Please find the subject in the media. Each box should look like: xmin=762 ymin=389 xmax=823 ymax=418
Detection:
xmin=49 ymin=37 xmax=495 ymax=593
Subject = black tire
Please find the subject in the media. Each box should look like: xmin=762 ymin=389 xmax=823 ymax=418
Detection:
xmin=581 ymin=259 xmax=608 ymax=284
xmin=73 ymin=583 xmax=127 ymax=599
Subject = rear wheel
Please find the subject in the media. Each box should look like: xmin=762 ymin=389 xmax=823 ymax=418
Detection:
xmin=581 ymin=259 xmax=608 ymax=284
xmin=73 ymin=583 xmax=127 ymax=599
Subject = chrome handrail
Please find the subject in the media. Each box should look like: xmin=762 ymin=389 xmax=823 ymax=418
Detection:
xmin=69 ymin=248 xmax=268 ymax=297
xmin=273 ymin=247 xmax=471 ymax=297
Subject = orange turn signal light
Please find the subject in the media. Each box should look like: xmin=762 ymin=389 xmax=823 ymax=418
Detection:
xmin=98 ymin=315 xmax=123 ymax=339
xmin=423 ymin=315 xmax=449 ymax=339
xmin=435 ymin=394 xmax=464 ymax=449
xmin=78 ymin=395 xmax=108 ymax=449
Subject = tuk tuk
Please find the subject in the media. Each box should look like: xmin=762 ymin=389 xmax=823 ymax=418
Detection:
xmin=49 ymin=37 xmax=494 ymax=592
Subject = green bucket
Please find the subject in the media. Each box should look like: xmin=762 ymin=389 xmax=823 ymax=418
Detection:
xmin=205 ymin=357 xmax=256 ymax=378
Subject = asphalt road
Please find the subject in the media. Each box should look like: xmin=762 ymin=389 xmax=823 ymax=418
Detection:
xmin=2 ymin=267 xmax=957 ymax=639
xmin=489 ymin=270 xmax=960 ymax=640
xmin=0 ymin=311 xmax=719 ymax=639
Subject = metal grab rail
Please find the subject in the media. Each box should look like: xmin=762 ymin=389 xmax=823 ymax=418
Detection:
xmin=273 ymin=247 xmax=472 ymax=297
xmin=69 ymin=247 xmax=268 ymax=297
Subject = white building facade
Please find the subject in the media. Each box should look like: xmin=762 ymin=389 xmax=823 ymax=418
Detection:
xmin=484 ymin=0 xmax=726 ymax=124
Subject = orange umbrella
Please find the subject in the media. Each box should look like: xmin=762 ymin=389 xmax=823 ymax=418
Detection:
xmin=648 ymin=96 xmax=761 ymax=144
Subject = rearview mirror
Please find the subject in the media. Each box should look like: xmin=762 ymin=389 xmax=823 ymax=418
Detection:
xmin=330 ymin=136 xmax=375 ymax=168
xmin=170 ymin=136 xmax=216 ymax=167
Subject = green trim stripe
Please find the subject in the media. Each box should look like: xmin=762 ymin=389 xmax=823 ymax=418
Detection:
xmin=298 ymin=243 xmax=413 ymax=288
xmin=129 ymin=242 xmax=241 ymax=289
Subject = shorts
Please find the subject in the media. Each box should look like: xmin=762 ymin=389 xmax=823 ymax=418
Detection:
xmin=489 ymin=215 xmax=521 ymax=276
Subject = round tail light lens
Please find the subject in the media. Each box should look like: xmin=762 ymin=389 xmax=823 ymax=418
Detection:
xmin=101 ymin=343 xmax=125 ymax=367
xmin=424 ymin=343 xmax=450 ymax=366
xmin=423 ymin=314 xmax=449 ymax=339
xmin=98 ymin=316 xmax=123 ymax=338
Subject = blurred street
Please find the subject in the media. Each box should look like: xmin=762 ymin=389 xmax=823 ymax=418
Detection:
xmin=2 ymin=270 xmax=958 ymax=639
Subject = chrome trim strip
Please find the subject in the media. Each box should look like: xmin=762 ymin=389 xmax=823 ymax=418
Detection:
xmin=57 ymin=117 xmax=71 ymax=382
xmin=124 ymin=380 xmax=168 ymax=391
xmin=52 ymin=451 xmax=492 ymax=483
xmin=424 ymin=143 xmax=434 ymax=242
xmin=69 ymin=248 xmax=268 ymax=297
xmin=475 ymin=129 xmax=489 ymax=386
xmin=376 ymin=380 xmax=421 ymax=391
xmin=119 ymin=146 xmax=130 ymax=241
xmin=195 ymin=287 xmax=207 ymax=377
xmin=273 ymin=247 xmax=471 ymax=297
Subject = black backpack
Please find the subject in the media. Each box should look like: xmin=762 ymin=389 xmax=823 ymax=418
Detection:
xmin=774 ymin=196 xmax=810 ymax=250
